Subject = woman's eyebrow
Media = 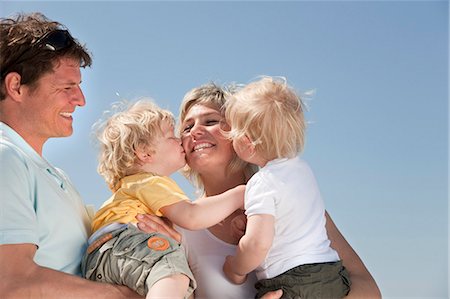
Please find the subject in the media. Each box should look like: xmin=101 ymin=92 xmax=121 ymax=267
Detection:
xmin=183 ymin=112 xmax=222 ymax=122
xmin=202 ymin=112 xmax=221 ymax=118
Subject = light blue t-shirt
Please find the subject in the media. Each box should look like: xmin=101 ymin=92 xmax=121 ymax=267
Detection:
xmin=0 ymin=122 xmax=91 ymax=276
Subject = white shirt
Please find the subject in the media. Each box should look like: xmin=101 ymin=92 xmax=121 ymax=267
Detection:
xmin=179 ymin=227 xmax=257 ymax=299
xmin=245 ymin=156 xmax=339 ymax=280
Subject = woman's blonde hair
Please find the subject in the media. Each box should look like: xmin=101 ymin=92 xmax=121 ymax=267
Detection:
xmin=226 ymin=76 xmax=306 ymax=161
xmin=95 ymin=99 xmax=174 ymax=191
xmin=178 ymin=82 xmax=257 ymax=191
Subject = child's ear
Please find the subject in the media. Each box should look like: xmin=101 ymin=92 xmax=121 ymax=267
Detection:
xmin=243 ymin=135 xmax=256 ymax=153
xmin=135 ymin=148 xmax=153 ymax=164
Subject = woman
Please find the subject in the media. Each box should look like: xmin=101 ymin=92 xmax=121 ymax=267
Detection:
xmin=138 ymin=83 xmax=381 ymax=298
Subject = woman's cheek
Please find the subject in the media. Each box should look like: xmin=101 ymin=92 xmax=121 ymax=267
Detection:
xmin=181 ymin=137 xmax=190 ymax=152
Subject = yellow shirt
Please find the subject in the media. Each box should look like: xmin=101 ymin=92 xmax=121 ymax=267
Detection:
xmin=91 ymin=173 xmax=189 ymax=233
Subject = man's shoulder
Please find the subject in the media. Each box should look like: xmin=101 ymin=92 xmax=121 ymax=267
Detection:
xmin=0 ymin=138 xmax=28 ymax=163
xmin=0 ymin=138 xmax=34 ymax=189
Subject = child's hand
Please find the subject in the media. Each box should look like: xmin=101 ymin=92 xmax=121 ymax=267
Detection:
xmin=223 ymin=255 xmax=247 ymax=284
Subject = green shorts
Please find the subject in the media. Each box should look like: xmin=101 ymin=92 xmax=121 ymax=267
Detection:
xmin=255 ymin=261 xmax=351 ymax=299
xmin=81 ymin=224 xmax=196 ymax=297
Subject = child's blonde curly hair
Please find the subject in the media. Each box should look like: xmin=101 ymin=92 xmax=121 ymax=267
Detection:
xmin=95 ymin=99 xmax=174 ymax=191
xmin=226 ymin=76 xmax=306 ymax=161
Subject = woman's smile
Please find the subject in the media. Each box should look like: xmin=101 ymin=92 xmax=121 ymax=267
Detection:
xmin=192 ymin=142 xmax=214 ymax=152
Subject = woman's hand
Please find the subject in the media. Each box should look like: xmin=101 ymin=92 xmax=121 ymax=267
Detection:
xmin=136 ymin=214 xmax=182 ymax=243
xmin=230 ymin=213 xmax=247 ymax=240
xmin=260 ymin=289 xmax=283 ymax=299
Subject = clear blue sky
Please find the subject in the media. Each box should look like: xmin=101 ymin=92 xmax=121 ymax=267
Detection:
xmin=1 ymin=1 xmax=448 ymax=298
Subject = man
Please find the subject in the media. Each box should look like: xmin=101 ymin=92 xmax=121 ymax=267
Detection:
xmin=0 ymin=12 xmax=141 ymax=298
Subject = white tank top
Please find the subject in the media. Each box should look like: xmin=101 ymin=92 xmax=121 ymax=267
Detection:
xmin=179 ymin=227 xmax=257 ymax=299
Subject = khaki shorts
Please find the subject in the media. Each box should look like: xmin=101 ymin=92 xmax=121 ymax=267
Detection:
xmin=82 ymin=224 xmax=196 ymax=297
xmin=255 ymin=261 xmax=351 ymax=299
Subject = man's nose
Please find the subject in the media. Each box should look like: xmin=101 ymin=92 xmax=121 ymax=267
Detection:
xmin=72 ymin=85 xmax=86 ymax=107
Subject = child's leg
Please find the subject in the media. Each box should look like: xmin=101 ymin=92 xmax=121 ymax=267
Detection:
xmin=146 ymin=273 xmax=190 ymax=299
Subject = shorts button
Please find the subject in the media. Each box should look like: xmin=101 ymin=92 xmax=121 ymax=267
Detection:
xmin=97 ymin=274 xmax=102 ymax=280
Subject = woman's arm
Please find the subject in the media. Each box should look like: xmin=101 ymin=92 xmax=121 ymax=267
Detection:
xmin=325 ymin=212 xmax=381 ymax=298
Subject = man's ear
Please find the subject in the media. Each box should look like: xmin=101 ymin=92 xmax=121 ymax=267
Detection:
xmin=4 ymin=72 xmax=24 ymax=102
xmin=135 ymin=147 xmax=153 ymax=164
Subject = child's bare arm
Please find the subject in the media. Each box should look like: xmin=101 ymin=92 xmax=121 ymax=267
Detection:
xmin=160 ymin=185 xmax=245 ymax=230
xmin=223 ymin=214 xmax=275 ymax=284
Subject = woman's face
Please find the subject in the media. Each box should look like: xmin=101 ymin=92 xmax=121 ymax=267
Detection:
xmin=180 ymin=104 xmax=235 ymax=175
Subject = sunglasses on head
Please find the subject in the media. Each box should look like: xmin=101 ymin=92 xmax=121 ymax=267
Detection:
xmin=1 ymin=29 xmax=74 ymax=78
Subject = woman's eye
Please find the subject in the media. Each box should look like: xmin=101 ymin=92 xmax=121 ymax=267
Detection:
xmin=182 ymin=124 xmax=193 ymax=133
xmin=206 ymin=119 xmax=219 ymax=125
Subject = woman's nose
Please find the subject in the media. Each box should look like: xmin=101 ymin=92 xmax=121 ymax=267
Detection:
xmin=190 ymin=123 xmax=205 ymax=138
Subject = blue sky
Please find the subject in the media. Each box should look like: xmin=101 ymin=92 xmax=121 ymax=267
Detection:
xmin=1 ymin=1 xmax=448 ymax=298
